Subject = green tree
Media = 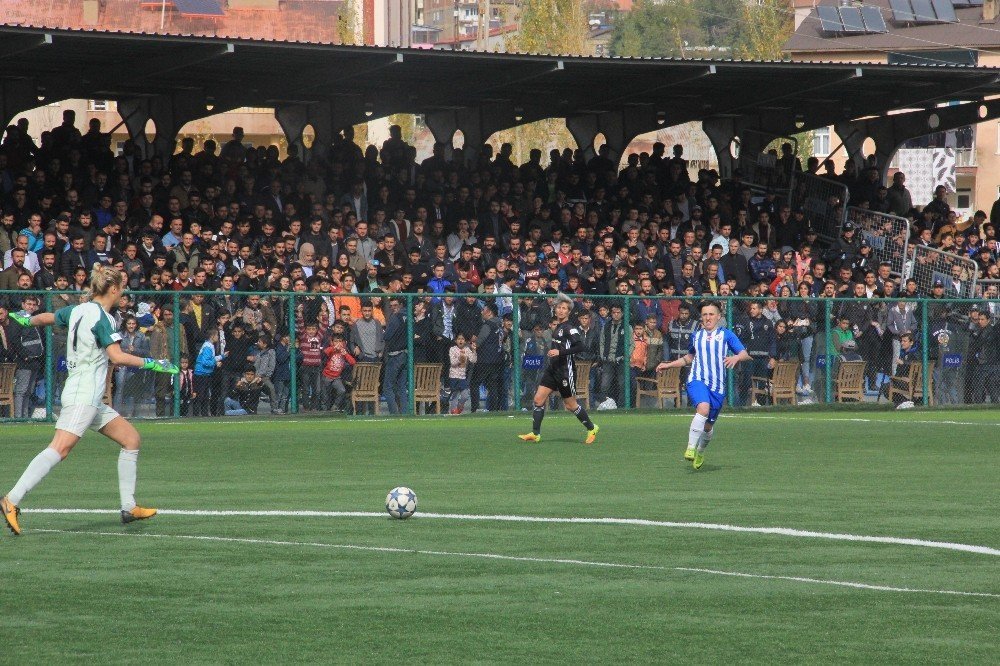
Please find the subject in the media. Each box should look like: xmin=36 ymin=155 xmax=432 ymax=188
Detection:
xmin=729 ymin=0 xmax=792 ymax=60
xmin=610 ymin=0 xmax=704 ymax=58
xmin=487 ymin=0 xmax=591 ymax=164
xmin=508 ymin=0 xmax=589 ymax=55
xmin=337 ymin=0 xmax=358 ymax=46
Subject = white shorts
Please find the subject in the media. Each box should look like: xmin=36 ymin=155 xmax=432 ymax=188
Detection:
xmin=55 ymin=404 xmax=121 ymax=437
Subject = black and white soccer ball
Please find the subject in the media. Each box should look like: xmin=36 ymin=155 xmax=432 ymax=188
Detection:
xmin=386 ymin=486 xmax=418 ymax=519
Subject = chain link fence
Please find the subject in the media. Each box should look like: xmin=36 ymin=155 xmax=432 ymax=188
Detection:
xmin=736 ymin=130 xmax=798 ymax=197
xmin=790 ymin=172 xmax=849 ymax=243
xmin=2 ymin=291 xmax=998 ymax=422
xmin=905 ymin=244 xmax=979 ymax=299
xmin=844 ymin=207 xmax=911 ymax=277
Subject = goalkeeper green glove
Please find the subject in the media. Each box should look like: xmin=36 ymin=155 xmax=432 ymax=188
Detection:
xmin=142 ymin=358 xmax=179 ymax=374
xmin=9 ymin=312 xmax=32 ymax=327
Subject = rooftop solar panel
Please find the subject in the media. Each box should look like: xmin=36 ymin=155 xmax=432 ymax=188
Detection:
xmin=932 ymin=0 xmax=957 ymax=20
xmin=910 ymin=0 xmax=937 ymax=21
xmin=861 ymin=6 xmax=889 ymax=32
xmin=172 ymin=0 xmax=224 ymax=17
xmin=839 ymin=6 xmax=866 ymax=31
xmin=817 ymin=5 xmax=845 ymax=32
xmin=890 ymin=0 xmax=916 ymax=21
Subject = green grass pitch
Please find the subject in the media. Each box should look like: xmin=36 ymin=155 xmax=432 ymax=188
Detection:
xmin=1 ymin=411 xmax=998 ymax=663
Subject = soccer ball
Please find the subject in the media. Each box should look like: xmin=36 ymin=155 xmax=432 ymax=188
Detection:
xmin=386 ymin=486 xmax=418 ymax=519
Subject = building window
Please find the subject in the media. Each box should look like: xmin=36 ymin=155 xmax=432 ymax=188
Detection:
xmin=88 ymin=100 xmax=109 ymax=111
xmin=956 ymin=188 xmax=971 ymax=211
xmin=813 ymin=126 xmax=830 ymax=157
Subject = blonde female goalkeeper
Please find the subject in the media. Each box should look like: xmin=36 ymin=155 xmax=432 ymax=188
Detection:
xmin=2 ymin=264 xmax=178 ymax=534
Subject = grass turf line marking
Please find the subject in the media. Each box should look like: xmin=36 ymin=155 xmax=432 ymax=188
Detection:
xmin=722 ymin=415 xmax=991 ymax=426
xmin=24 ymin=508 xmax=1000 ymax=557
xmin=31 ymin=529 xmax=1000 ymax=599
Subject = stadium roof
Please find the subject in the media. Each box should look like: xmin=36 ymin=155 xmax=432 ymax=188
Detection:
xmin=1 ymin=25 xmax=999 ymax=133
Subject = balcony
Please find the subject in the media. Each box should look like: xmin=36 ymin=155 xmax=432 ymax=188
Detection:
xmin=889 ymin=147 xmax=976 ymax=169
xmin=955 ymin=148 xmax=976 ymax=167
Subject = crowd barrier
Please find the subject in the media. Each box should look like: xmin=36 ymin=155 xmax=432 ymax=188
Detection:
xmin=1 ymin=290 xmax=997 ymax=422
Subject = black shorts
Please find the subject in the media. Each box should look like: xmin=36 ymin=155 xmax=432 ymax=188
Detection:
xmin=539 ymin=364 xmax=575 ymax=399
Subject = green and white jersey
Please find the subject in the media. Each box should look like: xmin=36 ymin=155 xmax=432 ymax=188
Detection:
xmin=55 ymin=303 xmax=123 ymax=408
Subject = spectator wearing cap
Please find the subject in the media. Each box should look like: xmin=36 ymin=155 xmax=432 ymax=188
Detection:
xmin=826 ymin=221 xmax=861 ymax=272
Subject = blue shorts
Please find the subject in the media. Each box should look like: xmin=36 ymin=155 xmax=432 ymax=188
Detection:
xmin=686 ymin=380 xmax=725 ymax=423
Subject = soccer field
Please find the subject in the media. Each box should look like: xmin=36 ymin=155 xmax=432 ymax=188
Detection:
xmin=2 ymin=411 xmax=998 ymax=663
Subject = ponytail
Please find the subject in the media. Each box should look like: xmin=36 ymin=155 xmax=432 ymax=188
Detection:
xmin=89 ymin=263 xmax=125 ymax=297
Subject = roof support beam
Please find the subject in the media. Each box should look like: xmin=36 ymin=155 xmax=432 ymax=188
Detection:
xmin=566 ymin=105 xmax=658 ymax=163
xmin=834 ymin=97 xmax=1000 ymax=182
xmin=0 ymin=78 xmax=46 ymax=130
xmin=289 ymin=53 xmax=404 ymax=95
xmin=597 ymin=65 xmax=716 ymax=109
xmin=100 ymin=43 xmax=235 ymax=88
xmin=795 ymin=74 xmax=1000 ymax=137
xmin=0 ymin=33 xmax=52 ymax=60
xmin=705 ymin=69 xmax=862 ymax=123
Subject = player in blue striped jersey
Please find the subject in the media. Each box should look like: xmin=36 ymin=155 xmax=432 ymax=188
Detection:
xmin=657 ymin=301 xmax=750 ymax=469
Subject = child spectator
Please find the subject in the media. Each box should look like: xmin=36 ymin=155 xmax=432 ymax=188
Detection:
xmin=225 ymin=367 xmax=264 ymax=415
xmin=321 ymin=333 xmax=356 ymax=411
xmin=253 ymin=333 xmax=279 ymax=414
xmin=630 ymin=322 xmax=648 ymax=407
xmin=178 ymin=356 xmax=194 ymax=416
xmin=272 ymin=333 xmax=291 ymax=414
xmin=297 ymin=321 xmax=325 ymax=411
xmin=448 ymin=332 xmax=477 ymax=414
xmin=194 ymin=328 xmax=222 ymax=417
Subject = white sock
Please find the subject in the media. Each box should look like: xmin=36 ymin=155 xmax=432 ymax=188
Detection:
xmin=699 ymin=427 xmax=715 ymax=453
xmin=8 ymin=448 xmax=62 ymax=505
xmin=118 ymin=449 xmax=139 ymax=511
xmin=688 ymin=413 xmax=707 ymax=448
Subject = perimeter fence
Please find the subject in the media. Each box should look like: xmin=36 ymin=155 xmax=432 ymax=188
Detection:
xmin=1 ymin=290 xmax=997 ymax=422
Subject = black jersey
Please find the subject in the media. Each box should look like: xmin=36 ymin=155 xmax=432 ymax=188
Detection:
xmin=546 ymin=320 xmax=585 ymax=371
xmin=539 ymin=319 xmax=585 ymax=398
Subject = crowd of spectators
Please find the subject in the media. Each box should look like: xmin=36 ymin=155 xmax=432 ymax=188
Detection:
xmin=1 ymin=110 xmax=998 ymax=418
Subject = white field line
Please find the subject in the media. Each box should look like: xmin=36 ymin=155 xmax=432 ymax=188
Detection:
xmin=23 ymin=508 xmax=1000 ymax=557
xmin=721 ymin=414 xmax=992 ymax=426
xmin=31 ymin=528 xmax=1000 ymax=599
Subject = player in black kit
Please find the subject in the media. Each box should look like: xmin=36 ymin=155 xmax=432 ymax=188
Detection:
xmin=519 ymin=295 xmax=599 ymax=444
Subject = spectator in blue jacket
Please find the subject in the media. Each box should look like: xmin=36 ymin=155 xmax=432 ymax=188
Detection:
xmin=193 ymin=328 xmax=221 ymax=417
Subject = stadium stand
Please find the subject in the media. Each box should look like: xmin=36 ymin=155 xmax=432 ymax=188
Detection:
xmin=1 ymin=109 xmax=999 ymax=420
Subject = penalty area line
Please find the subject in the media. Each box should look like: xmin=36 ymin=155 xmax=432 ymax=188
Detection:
xmin=31 ymin=529 xmax=1000 ymax=599
xmin=23 ymin=508 xmax=1000 ymax=557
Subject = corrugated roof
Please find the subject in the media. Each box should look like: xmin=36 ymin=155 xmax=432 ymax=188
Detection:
xmin=1 ymin=24 xmax=998 ymax=141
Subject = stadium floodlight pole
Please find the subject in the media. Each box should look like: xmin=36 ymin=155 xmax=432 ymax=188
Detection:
xmin=623 ymin=295 xmax=632 ymax=411
xmin=288 ymin=294 xmax=298 ymax=414
xmin=43 ymin=291 xmax=54 ymax=422
xmin=824 ymin=299 xmax=833 ymax=404
xmin=172 ymin=292 xmax=181 ymax=418
xmin=921 ymin=299 xmax=929 ymax=407
xmin=406 ymin=294 xmax=415 ymax=415
xmin=512 ymin=295 xmax=521 ymax=413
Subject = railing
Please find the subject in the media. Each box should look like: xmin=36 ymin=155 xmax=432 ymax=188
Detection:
xmin=1 ymin=291 xmax=997 ymax=423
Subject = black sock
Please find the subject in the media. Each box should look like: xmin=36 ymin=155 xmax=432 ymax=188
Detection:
xmin=573 ymin=405 xmax=594 ymax=430
xmin=532 ymin=405 xmax=545 ymax=434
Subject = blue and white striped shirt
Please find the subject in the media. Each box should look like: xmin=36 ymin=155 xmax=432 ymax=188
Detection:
xmin=688 ymin=326 xmax=746 ymax=394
